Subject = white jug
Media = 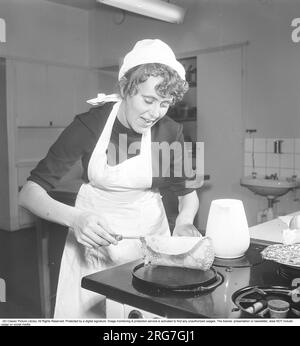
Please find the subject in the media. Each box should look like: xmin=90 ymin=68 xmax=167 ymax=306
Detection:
xmin=205 ymin=199 xmax=250 ymax=258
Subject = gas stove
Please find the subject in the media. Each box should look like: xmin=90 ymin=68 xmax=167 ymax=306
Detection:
xmin=81 ymin=243 xmax=300 ymax=319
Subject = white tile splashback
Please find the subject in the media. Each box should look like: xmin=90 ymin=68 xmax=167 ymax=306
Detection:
xmin=280 ymin=154 xmax=294 ymax=169
xmin=266 ymin=139 xmax=277 ymax=153
xmin=244 ymin=152 xmax=252 ymax=167
xmin=253 ymin=138 xmax=266 ymax=153
xmin=295 ymin=154 xmax=300 ymax=170
xmin=244 ymin=166 xmax=266 ymax=177
xmin=266 ymin=153 xmax=279 ymax=168
xmin=244 ymin=138 xmax=253 ymax=153
xmin=244 ymin=138 xmax=300 ymax=179
xmin=254 ymin=153 xmax=266 ymax=167
xmin=279 ymin=168 xmax=295 ymax=178
xmin=281 ymin=139 xmax=294 ymax=154
xmin=265 ymin=167 xmax=279 ymax=176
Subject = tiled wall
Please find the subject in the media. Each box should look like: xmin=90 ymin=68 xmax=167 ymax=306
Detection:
xmin=244 ymin=138 xmax=300 ymax=179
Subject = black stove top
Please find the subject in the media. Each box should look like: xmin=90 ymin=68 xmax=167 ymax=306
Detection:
xmin=81 ymin=243 xmax=300 ymax=318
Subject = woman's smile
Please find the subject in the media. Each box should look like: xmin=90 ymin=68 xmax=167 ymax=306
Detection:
xmin=137 ymin=118 xmax=151 ymax=128
xmin=138 ymin=116 xmax=157 ymax=128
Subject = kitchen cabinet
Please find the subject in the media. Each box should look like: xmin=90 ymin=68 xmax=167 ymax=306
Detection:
xmin=45 ymin=66 xmax=100 ymax=127
xmin=45 ymin=65 xmax=77 ymax=127
xmin=14 ymin=61 xmax=48 ymax=127
xmin=14 ymin=62 xmax=99 ymax=128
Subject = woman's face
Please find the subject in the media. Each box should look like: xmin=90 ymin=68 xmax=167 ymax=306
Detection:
xmin=120 ymin=76 xmax=173 ymax=134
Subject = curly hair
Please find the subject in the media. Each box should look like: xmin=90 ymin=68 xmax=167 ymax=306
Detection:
xmin=118 ymin=63 xmax=189 ymax=105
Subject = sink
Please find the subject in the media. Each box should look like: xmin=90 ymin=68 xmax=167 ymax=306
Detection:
xmin=240 ymin=177 xmax=297 ymax=198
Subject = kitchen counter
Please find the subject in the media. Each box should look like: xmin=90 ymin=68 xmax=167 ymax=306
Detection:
xmin=249 ymin=210 xmax=300 ymax=246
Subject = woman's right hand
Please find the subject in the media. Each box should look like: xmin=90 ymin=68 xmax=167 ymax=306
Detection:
xmin=70 ymin=210 xmax=118 ymax=248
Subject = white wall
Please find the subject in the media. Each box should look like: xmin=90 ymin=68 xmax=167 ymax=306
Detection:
xmin=0 ymin=0 xmax=89 ymax=65
xmin=88 ymin=0 xmax=300 ymax=227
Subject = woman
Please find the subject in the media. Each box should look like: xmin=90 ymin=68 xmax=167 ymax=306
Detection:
xmin=19 ymin=39 xmax=200 ymax=318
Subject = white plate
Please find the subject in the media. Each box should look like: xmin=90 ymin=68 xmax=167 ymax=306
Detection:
xmin=261 ymin=243 xmax=300 ymax=268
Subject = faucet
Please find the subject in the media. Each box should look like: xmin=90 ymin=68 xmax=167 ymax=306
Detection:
xmin=265 ymin=173 xmax=278 ymax=180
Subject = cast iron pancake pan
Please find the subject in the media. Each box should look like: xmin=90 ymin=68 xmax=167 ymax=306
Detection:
xmin=132 ymin=263 xmax=217 ymax=290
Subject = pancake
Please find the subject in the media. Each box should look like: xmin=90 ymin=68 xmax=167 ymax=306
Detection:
xmin=141 ymin=236 xmax=215 ymax=271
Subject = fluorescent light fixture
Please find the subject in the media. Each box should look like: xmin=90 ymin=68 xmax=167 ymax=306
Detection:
xmin=97 ymin=0 xmax=186 ymax=24
xmin=0 ymin=18 xmax=6 ymax=43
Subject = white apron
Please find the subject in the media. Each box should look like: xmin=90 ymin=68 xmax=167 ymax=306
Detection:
xmin=54 ymin=101 xmax=170 ymax=318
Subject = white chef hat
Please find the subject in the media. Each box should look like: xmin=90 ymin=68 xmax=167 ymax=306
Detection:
xmin=118 ymin=39 xmax=186 ymax=81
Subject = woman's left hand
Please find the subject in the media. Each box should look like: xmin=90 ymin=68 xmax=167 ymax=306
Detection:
xmin=173 ymin=191 xmax=200 ymax=237
xmin=172 ymin=223 xmax=201 ymax=237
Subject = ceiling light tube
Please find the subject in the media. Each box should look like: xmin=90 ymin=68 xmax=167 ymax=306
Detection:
xmin=0 ymin=18 xmax=6 ymax=43
xmin=97 ymin=0 xmax=186 ymax=24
